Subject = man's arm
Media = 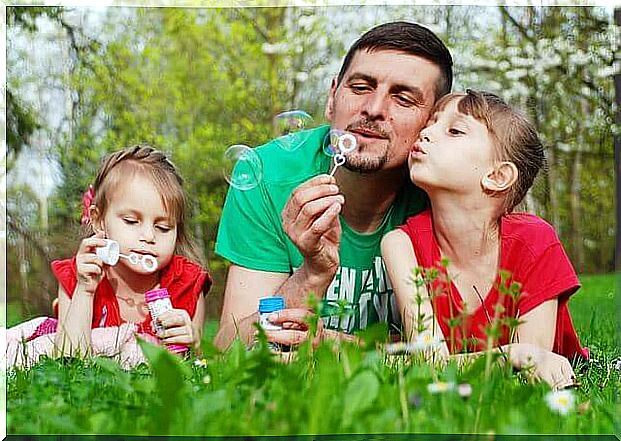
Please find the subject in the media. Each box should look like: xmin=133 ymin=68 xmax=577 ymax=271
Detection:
xmin=214 ymin=265 xmax=288 ymax=350
xmin=215 ymin=175 xmax=345 ymax=350
xmin=279 ymin=174 xmax=343 ymax=308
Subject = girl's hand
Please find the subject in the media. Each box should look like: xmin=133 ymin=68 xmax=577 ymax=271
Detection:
xmin=75 ymin=232 xmax=108 ymax=295
xmin=155 ymin=308 xmax=198 ymax=349
xmin=512 ymin=343 xmax=577 ymax=390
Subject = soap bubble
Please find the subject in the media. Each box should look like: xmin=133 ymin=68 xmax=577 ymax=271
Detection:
xmin=222 ymin=144 xmax=263 ymax=191
xmin=273 ymin=110 xmax=314 ymax=152
xmin=323 ymin=129 xmax=357 ymax=157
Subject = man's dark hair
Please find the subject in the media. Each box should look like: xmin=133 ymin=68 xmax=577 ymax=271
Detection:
xmin=336 ymin=21 xmax=453 ymax=100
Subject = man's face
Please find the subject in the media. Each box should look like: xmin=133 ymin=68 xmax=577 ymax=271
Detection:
xmin=325 ymin=49 xmax=441 ymax=174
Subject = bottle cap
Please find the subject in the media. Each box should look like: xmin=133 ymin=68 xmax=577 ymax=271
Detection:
xmin=145 ymin=288 xmax=170 ymax=303
xmin=258 ymin=296 xmax=285 ymax=313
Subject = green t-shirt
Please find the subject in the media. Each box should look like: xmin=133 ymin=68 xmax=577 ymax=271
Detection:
xmin=215 ymin=125 xmax=428 ymax=333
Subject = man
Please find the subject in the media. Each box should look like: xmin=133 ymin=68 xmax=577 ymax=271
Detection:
xmin=214 ymin=21 xmax=453 ymax=349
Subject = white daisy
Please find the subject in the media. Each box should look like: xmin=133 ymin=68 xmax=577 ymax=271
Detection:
xmin=457 ymin=383 xmax=473 ymax=398
xmin=545 ymin=390 xmax=575 ymax=415
xmin=413 ymin=330 xmax=443 ymax=351
xmin=193 ymin=358 xmax=207 ymax=368
xmin=427 ymin=381 xmax=455 ymax=394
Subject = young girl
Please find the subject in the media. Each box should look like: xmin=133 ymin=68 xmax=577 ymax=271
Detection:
xmin=6 ymin=145 xmax=211 ymax=369
xmin=382 ymin=90 xmax=587 ymax=389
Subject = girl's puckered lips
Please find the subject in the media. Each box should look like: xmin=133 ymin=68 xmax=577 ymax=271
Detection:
xmin=410 ymin=141 xmax=427 ymax=155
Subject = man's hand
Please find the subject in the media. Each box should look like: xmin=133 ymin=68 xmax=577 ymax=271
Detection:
xmin=264 ymin=308 xmax=324 ymax=347
xmin=281 ymin=175 xmax=343 ymax=281
xmin=264 ymin=308 xmax=359 ymax=347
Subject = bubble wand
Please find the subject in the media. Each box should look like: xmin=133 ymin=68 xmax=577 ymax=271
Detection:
xmin=326 ymin=131 xmax=357 ymax=176
xmin=96 ymin=239 xmax=158 ymax=272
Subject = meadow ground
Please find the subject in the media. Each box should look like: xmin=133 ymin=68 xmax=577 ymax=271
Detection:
xmin=5 ymin=273 xmax=620 ymax=437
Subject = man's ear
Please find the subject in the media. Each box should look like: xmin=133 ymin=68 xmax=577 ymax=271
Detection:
xmin=89 ymin=206 xmax=105 ymax=235
xmin=481 ymin=161 xmax=518 ymax=193
xmin=324 ymin=77 xmax=338 ymax=122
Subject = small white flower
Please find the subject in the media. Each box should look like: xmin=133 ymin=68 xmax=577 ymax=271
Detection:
xmin=385 ymin=342 xmax=417 ymax=355
xmin=612 ymin=358 xmax=621 ymax=371
xmin=413 ymin=330 xmax=443 ymax=351
xmin=194 ymin=358 xmax=207 ymax=368
xmin=545 ymin=390 xmax=575 ymax=415
xmin=457 ymin=383 xmax=473 ymax=398
xmin=202 ymin=374 xmax=211 ymax=384
xmin=427 ymin=382 xmax=455 ymax=394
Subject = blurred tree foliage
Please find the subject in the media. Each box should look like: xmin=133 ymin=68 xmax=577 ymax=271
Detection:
xmin=6 ymin=5 xmax=615 ymax=320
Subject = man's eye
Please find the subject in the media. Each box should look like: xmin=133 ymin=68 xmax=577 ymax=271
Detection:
xmin=394 ymin=95 xmax=416 ymax=107
xmin=350 ymin=84 xmax=371 ymax=93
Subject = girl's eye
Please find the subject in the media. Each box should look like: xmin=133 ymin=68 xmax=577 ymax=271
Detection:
xmin=156 ymin=225 xmax=172 ymax=232
xmin=123 ymin=218 xmax=138 ymax=225
xmin=449 ymin=128 xmax=465 ymax=135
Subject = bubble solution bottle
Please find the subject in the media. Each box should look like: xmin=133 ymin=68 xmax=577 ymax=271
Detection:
xmin=145 ymin=288 xmax=189 ymax=356
xmin=258 ymin=296 xmax=289 ymax=352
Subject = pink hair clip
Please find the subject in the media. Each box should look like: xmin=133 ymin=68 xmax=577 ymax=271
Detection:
xmin=80 ymin=185 xmax=95 ymax=225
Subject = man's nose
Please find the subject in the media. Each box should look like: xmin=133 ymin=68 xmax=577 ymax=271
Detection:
xmin=361 ymin=91 xmax=388 ymax=121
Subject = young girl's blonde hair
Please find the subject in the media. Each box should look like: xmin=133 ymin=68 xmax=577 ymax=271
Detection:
xmin=89 ymin=144 xmax=204 ymax=266
xmin=433 ymin=89 xmax=545 ymax=213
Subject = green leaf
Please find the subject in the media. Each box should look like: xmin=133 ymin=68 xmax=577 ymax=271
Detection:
xmin=136 ymin=338 xmax=190 ymax=434
xmin=342 ymin=370 xmax=380 ymax=427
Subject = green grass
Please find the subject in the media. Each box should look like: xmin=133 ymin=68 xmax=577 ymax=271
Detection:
xmin=6 ymin=273 xmax=620 ymax=436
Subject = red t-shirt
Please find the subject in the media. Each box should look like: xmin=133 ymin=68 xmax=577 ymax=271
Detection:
xmin=51 ymin=255 xmax=212 ymax=337
xmin=400 ymin=210 xmax=588 ymax=360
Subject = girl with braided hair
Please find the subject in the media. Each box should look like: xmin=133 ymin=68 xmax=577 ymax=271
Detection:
xmin=6 ymin=145 xmax=211 ymax=369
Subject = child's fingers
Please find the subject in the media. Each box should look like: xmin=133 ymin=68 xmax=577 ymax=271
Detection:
xmin=77 ymin=262 xmax=103 ymax=277
xmin=78 ymin=253 xmax=104 ymax=267
xmin=155 ymin=309 xmax=191 ymax=329
xmin=77 ymin=236 xmax=109 ymax=254
xmin=160 ymin=327 xmax=193 ymax=345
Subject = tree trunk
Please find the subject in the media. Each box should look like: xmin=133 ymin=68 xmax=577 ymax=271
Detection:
xmin=546 ymin=144 xmax=561 ymax=228
xmin=615 ymin=8 xmax=621 ymax=273
xmin=568 ymin=148 xmax=584 ymax=272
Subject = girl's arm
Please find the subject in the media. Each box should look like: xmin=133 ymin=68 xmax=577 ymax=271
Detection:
xmin=381 ymin=229 xmax=448 ymax=354
xmin=514 ymin=298 xmax=557 ymax=350
xmin=54 ymin=234 xmax=106 ymax=357
xmin=382 ymin=230 xmax=574 ymax=389
xmin=54 ymin=284 xmax=95 ymax=356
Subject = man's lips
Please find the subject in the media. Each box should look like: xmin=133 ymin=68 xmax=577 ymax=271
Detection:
xmin=350 ymin=128 xmax=388 ymax=140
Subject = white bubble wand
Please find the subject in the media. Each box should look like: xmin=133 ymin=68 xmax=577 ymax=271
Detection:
xmin=328 ymin=132 xmax=357 ymax=176
xmin=96 ymin=239 xmax=158 ymax=272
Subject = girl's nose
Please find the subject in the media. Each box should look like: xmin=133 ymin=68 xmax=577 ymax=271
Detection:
xmin=419 ymin=127 xmax=432 ymax=143
xmin=140 ymin=225 xmax=156 ymax=243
